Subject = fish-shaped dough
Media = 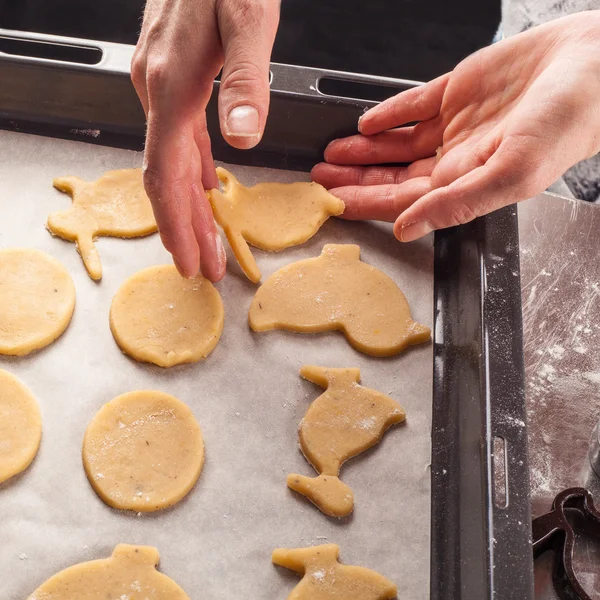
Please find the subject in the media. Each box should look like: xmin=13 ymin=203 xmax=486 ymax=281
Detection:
xmin=249 ymin=244 xmax=431 ymax=356
xmin=288 ymin=365 xmax=406 ymax=517
xmin=208 ymin=167 xmax=344 ymax=283
xmin=48 ymin=168 xmax=157 ymax=280
xmin=273 ymin=544 xmax=397 ymax=600
xmin=27 ymin=545 xmax=189 ymax=600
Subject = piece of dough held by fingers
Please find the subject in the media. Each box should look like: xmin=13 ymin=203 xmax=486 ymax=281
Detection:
xmin=208 ymin=167 xmax=344 ymax=283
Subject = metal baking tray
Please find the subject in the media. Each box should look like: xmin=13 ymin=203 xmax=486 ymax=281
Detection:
xmin=0 ymin=29 xmax=533 ymax=599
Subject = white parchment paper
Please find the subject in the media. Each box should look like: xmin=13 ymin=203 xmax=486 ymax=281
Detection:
xmin=0 ymin=130 xmax=433 ymax=600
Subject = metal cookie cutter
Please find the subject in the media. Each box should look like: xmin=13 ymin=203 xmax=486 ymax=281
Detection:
xmin=533 ymin=487 xmax=600 ymax=600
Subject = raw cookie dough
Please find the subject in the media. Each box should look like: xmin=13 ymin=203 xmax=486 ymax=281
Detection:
xmin=273 ymin=544 xmax=397 ymax=600
xmin=83 ymin=390 xmax=204 ymax=512
xmin=0 ymin=369 xmax=42 ymax=484
xmin=48 ymin=169 xmax=157 ymax=280
xmin=110 ymin=265 xmax=224 ymax=367
xmin=208 ymin=167 xmax=344 ymax=283
xmin=0 ymin=247 xmax=75 ymax=356
xmin=27 ymin=544 xmax=190 ymax=600
xmin=249 ymin=244 xmax=430 ymax=357
xmin=288 ymin=366 xmax=405 ymax=517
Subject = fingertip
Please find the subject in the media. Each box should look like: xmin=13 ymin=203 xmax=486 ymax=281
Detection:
xmin=173 ymin=255 xmax=198 ymax=279
xmin=357 ymin=113 xmax=374 ymax=135
xmin=323 ymin=139 xmax=342 ymax=163
xmin=198 ymin=230 xmax=228 ymax=283
xmin=357 ymin=112 xmax=366 ymax=133
xmin=393 ymin=218 xmax=434 ymax=242
xmin=211 ymin=234 xmax=228 ymax=282
xmin=202 ymin=163 xmax=219 ymax=191
xmin=310 ymin=162 xmax=329 ymax=185
xmin=223 ymin=105 xmax=262 ymax=150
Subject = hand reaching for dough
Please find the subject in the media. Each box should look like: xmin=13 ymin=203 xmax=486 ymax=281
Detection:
xmin=312 ymin=12 xmax=600 ymax=242
xmin=132 ymin=0 xmax=280 ymax=280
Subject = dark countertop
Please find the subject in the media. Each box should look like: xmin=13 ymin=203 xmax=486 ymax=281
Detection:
xmin=519 ymin=194 xmax=600 ymax=598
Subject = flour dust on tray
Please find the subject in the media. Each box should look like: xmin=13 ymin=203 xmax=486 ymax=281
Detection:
xmin=0 ymin=247 xmax=75 ymax=356
xmin=109 ymin=265 xmax=224 ymax=367
xmin=83 ymin=391 xmax=204 ymax=512
xmin=48 ymin=169 xmax=157 ymax=280
xmin=273 ymin=544 xmax=397 ymax=600
xmin=287 ymin=366 xmax=406 ymax=517
xmin=249 ymin=244 xmax=430 ymax=356
xmin=208 ymin=167 xmax=344 ymax=283
xmin=0 ymin=369 xmax=42 ymax=484
xmin=27 ymin=544 xmax=190 ymax=600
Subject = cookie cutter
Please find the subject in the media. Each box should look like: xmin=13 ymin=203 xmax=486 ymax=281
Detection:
xmin=533 ymin=487 xmax=600 ymax=600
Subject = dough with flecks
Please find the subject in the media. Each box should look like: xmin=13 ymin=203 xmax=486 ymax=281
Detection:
xmin=109 ymin=265 xmax=224 ymax=368
xmin=249 ymin=244 xmax=430 ymax=356
xmin=27 ymin=544 xmax=190 ymax=600
xmin=208 ymin=167 xmax=344 ymax=283
xmin=83 ymin=391 xmax=204 ymax=512
xmin=48 ymin=169 xmax=157 ymax=280
xmin=273 ymin=544 xmax=397 ymax=600
xmin=0 ymin=247 xmax=75 ymax=356
xmin=287 ymin=366 xmax=405 ymax=517
xmin=0 ymin=369 xmax=42 ymax=484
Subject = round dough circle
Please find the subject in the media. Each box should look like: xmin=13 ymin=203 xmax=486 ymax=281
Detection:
xmin=82 ymin=390 xmax=204 ymax=511
xmin=0 ymin=248 xmax=76 ymax=356
xmin=0 ymin=369 xmax=42 ymax=484
xmin=109 ymin=265 xmax=224 ymax=367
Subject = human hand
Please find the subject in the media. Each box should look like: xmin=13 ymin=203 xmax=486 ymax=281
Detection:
xmin=312 ymin=11 xmax=600 ymax=242
xmin=132 ymin=0 xmax=280 ymax=280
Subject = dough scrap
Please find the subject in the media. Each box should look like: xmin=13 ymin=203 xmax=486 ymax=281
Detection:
xmin=109 ymin=265 xmax=224 ymax=368
xmin=27 ymin=544 xmax=190 ymax=600
xmin=273 ymin=544 xmax=397 ymax=600
xmin=48 ymin=169 xmax=157 ymax=280
xmin=0 ymin=247 xmax=75 ymax=356
xmin=249 ymin=244 xmax=431 ymax=356
xmin=208 ymin=167 xmax=344 ymax=283
xmin=83 ymin=390 xmax=204 ymax=512
xmin=288 ymin=366 xmax=405 ymax=517
xmin=0 ymin=369 xmax=42 ymax=484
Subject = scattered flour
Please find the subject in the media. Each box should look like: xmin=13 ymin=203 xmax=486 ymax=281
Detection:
xmin=584 ymin=372 xmax=600 ymax=385
xmin=546 ymin=345 xmax=565 ymax=360
xmin=312 ymin=570 xmax=326 ymax=582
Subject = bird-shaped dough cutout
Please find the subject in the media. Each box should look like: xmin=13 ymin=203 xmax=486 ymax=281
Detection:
xmin=273 ymin=544 xmax=397 ymax=600
xmin=208 ymin=167 xmax=344 ymax=283
xmin=288 ymin=366 xmax=406 ymax=517
xmin=249 ymin=244 xmax=431 ymax=356
xmin=27 ymin=545 xmax=190 ymax=600
xmin=48 ymin=169 xmax=157 ymax=280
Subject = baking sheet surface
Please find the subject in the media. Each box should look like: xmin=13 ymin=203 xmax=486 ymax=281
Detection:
xmin=0 ymin=130 xmax=433 ymax=600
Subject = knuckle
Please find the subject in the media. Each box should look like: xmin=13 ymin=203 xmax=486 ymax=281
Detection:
xmin=221 ymin=60 xmax=267 ymax=92
xmin=448 ymin=203 xmax=478 ymax=227
xmin=142 ymin=165 xmax=164 ymax=197
xmin=359 ymin=168 xmax=377 ymax=186
xmin=380 ymin=187 xmax=399 ymax=216
xmin=145 ymin=59 xmax=170 ymax=92
xmin=227 ymin=0 xmax=267 ymax=24
xmin=130 ymin=56 xmax=146 ymax=88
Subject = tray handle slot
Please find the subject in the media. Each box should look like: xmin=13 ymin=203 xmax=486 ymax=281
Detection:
xmin=493 ymin=436 xmax=508 ymax=509
xmin=268 ymin=62 xmax=422 ymax=104
xmin=0 ymin=29 xmax=134 ymax=74
xmin=317 ymin=76 xmax=414 ymax=103
xmin=0 ymin=35 xmax=102 ymax=65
